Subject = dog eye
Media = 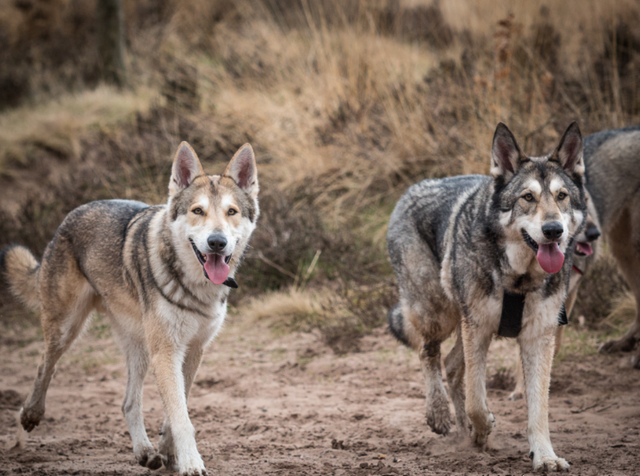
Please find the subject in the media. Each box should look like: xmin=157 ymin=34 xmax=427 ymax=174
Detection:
xmin=557 ymin=192 xmax=567 ymax=200
xmin=523 ymin=193 xmax=534 ymax=202
xmin=192 ymin=208 xmax=203 ymax=215
xmin=228 ymin=208 xmax=238 ymax=216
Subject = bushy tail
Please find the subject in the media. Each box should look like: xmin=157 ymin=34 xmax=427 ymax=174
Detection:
xmin=388 ymin=304 xmax=410 ymax=347
xmin=0 ymin=245 xmax=41 ymax=311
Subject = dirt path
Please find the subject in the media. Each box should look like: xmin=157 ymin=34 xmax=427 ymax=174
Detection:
xmin=1 ymin=311 xmax=639 ymax=476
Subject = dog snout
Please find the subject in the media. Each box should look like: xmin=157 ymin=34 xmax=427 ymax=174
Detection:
xmin=207 ymin=233 xmax=228 ymax=253
xmin=585 ymin=224 xmax=601 ymax=242
xmin=541 ymin=221 xmax=563 ymax=241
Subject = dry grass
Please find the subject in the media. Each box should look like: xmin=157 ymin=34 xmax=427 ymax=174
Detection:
xmin=0 ymin=86 xmax=155 ymax=171
xmin=243 ymin=287 xmax=326 ymax=332
xmin=1 ymin=0 xmax=638 ymax=342
xmin=602 ymin=291 xmax=637 ymax=333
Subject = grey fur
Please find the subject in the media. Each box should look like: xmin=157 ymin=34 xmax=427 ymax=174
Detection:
xmin=585 ymin=126 xmax=640 ymax=367
xmin=387 ymin=123 xmax=586 ymax=472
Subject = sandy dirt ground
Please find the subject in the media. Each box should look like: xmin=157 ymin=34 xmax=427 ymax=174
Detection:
xmin=1 ymin=310 xmax=640 ymax=476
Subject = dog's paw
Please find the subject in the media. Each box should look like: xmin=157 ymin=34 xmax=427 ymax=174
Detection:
xmin=469 ymin=412 xmax=495 ymax=447
xmin=508 ymin=389 xmax=524 ymax=401
xmin=180 ymin=466 xmax=208 ymax=476
xmin=599 ymin=336 xmax=636 ymax=354
xmin=426 ymin=401 xmax=453 ymax=436
xmin=136 ymin=446 xmax=163 ymax=470
xmin=161 ymin=452 xmax=178 ymax=472
xmin=158 ymin=432 xmax=177 ymax=471
xmin=177 ymin=451 xmax=207 ymax=476
xmin=532 ymin=453 xmax=570 ymax=472
xmin=20 ymin=406 xmax=44 ymax=432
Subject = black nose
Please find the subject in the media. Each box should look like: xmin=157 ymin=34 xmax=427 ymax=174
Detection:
xmin=585 ymin=225 xmax=601 ymax=242
xmin=207 ymin=234 xmax=227 ymax=252
xmin=542 ymin=221 xmax=564 ymax=240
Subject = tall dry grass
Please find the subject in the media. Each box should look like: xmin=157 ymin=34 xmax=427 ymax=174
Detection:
xmin=1 ymin=0 xmax=639 ymax=342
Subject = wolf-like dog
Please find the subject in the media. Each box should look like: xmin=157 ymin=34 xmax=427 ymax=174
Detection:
xmin=582 ymin=125 xmax=640 ymax=367
xmin=510 ymin=193 xmax=601 ymax=400
xmin=0 ymin=142 xmax=259 ymax=475
xmin=387 ymin=122 xmax=586 ymax=472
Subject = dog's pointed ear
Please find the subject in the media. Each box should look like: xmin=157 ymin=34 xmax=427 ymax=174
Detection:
xmin=224 ymin=143 xmax=258 ymax=199
xmin=490 ymin=122 xmax=524 ymax=179
xmin=169 ymin=142 xmax=205 ymax=196
xmin=552 ymin=122 xmax=584 ymax=176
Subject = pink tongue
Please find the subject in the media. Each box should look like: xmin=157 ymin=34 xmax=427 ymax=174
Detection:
xmin=577 ymin=242 xmax=593 ymax=256
xmin=536 ymin=243 xmax=565 ymax=274
xmin=204 ymin=254 xmax=230 ymax=285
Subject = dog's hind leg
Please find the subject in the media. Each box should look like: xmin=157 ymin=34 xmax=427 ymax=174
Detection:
xmin=117 ymin=334 xmax=162 ymax=470
xmin=601 ymin=206 xmax=640 ymax=357
xmin=418 ymin=336 xmax=452 ymax=436
xmin=460 ymin=318 xmax=495 ymax=447
xmin=158 ymin=340 xmax=205 ymax=471
xmin=444 ymin=325 xmax=467 ymax=435
xmin=21 ymin=277 xmax=97 ymax=432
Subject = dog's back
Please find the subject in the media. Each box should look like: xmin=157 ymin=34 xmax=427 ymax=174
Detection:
xmin=387 ymin=174 xmax=488 ymax=265
xmin=2 ymin=199 xmax=150 ymax=314
xmin=584 ymin=125 xmax=640 ymax=234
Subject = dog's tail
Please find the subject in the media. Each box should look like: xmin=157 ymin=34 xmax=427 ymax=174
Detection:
xmin=388 ymin=304 xmax=411 ymax=347
xmin=0 ymin=245 xmax=41 ymax=312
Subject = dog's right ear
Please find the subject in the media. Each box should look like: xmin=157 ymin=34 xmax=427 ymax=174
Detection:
xmin=169 ymin=142 xmax=205 ymax=196
xmin=490 ymin=123 xmax=524 ymax=179
xmin=224 ymin=143 xmax=258 ymax=199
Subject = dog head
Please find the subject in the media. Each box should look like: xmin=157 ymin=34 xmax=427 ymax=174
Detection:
xmin=571 ymin=191 xmax=600 ymax=278
xmin=168 ymin=142 xmax=259 ymax=285
xmin=491 ymin=122 xmax=587 ymax=275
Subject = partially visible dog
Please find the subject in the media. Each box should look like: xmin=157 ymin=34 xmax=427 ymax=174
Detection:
xmin=509 ymin=193 xmax=601 ymax=400
xmin=0 ymin=142 xmax=259 ymax=475
xmin=583 ymin=126 xmax=640 ymax=367
xmin=388 ymin=122 xmax=587 ymax=472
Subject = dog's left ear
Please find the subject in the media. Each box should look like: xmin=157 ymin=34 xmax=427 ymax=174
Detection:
xmin=169 ymin=142 xmax=205 ymax=196
xmin=552 ymin=122 xmax=584 ymax=176
xmin=490 ymin=122 xmax=524 ymax=179
xmin=225 ymin=143 xmax=258 ymax=199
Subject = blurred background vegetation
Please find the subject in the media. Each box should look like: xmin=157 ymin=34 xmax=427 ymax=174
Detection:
xmin=0 ymin=0 xmax=638 ymax=352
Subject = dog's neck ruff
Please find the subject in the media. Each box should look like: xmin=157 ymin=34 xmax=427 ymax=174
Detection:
xmin=498 ymin=291 xmax=567 ymax=338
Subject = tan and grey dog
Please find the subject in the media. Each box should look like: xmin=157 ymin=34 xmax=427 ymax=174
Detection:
xmin=387 ymin=123 xmax=587 ymax=472
xmin=510 ymin=193 xmax=601 ymax=400
xmin=0 ymin=142 xmax=259 ymax=475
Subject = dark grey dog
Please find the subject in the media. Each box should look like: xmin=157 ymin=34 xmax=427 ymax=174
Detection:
xmin=388 ymin=122 xmax=587 ymax=472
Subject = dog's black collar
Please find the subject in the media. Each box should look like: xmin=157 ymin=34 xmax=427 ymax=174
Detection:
xmin=188 ymin=238 xmax=239 ymax=289
xmin=223 ymin=277 xmax=238 ymax=288
xmin=498 ymin=292 xmax=567 ymax=338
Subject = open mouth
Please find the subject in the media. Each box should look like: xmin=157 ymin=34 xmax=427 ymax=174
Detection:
xmin=521 ymin=229 xmax=565 ymax=274
xmin=575 ymin=241 xmax=593 ymax=257
xmin=521 ymin=230 xmax=539 ymax=252
xmin=189 ymin=238 xmax=232 ymax=285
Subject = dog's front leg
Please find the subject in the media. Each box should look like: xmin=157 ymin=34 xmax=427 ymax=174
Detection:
xmin=519 ymin=328 xmax=569 ymax=472
xmin=149 ymin=334 xmax=206 ymax=476
xmin=461 ymin=318 xmax=495 ymax=446
xmin=159 ymin=341 xmax=206 ymax=472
